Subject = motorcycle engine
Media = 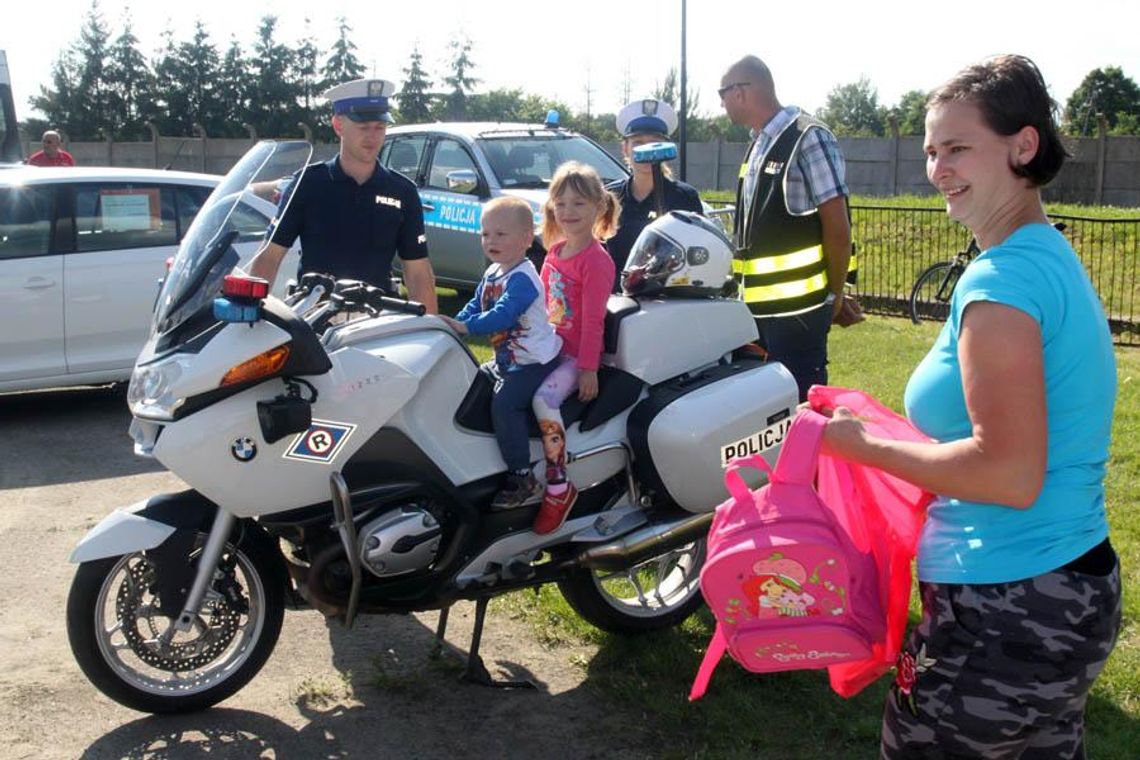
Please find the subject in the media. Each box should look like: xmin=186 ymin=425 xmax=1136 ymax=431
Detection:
xmin=357 ymin=506 xmax=442 ymax=578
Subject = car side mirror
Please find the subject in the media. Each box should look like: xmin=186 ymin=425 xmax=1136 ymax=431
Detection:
xmin=446 ymin=169 xmax=479 ymax=195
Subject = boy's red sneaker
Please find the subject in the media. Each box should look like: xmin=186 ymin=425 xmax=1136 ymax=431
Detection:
xmin=533 ymin=483 xmax=578 ymax=535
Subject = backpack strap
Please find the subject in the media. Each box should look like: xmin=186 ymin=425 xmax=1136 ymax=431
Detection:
xmin=772 ymin=409 xmax=827 ymax=485
xmin=689 ymin=622 xmax=728 ymax=701
xmin=723 ymin=454 xmax=773 ymax=505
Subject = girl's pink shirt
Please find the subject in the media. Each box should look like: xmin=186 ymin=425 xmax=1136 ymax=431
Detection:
xmin=540 ymin=240 xmax=615 ymax=371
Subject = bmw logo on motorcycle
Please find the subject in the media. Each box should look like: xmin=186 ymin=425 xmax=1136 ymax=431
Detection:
xmin=231 ymin=437 xmax=258 ymax=462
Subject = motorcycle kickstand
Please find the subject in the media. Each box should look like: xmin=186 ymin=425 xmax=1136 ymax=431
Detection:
xmin=432 ymin=599 xmax=537 ymax=690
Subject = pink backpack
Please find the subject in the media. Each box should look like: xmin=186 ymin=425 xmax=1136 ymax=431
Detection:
xmin=689 ymin=409 xmax=885 ymax=701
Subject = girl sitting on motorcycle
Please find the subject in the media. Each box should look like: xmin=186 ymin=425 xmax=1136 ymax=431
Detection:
xmin=532 ymin=161 xmax=620 ymax=534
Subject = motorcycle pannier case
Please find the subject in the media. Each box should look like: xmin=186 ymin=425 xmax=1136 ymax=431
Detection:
xmin=627 ymin=357 xmax=798 ymax=512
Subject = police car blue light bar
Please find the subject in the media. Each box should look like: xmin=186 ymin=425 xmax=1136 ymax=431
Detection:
xmin=214 ymin=297 xmax=261 ymax=324
xmin=632 ymin=141 xmax=678 ymax=164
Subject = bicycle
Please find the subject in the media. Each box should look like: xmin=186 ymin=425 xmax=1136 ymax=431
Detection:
xmin=908 ymin=237 xmax=979 ymax=324
xmin=908 ymin=222 xmax=1066 ymax=324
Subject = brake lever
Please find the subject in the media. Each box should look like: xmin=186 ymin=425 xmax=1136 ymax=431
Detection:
xmin=292 ymin=285 xmax=327 ymax=317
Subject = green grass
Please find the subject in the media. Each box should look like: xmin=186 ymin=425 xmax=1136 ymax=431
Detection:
xmin=486 ymin=315 xmax=1140 ymax=759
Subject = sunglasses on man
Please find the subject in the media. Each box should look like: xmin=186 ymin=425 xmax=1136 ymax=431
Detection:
xmin=718 ymin=82 xmax=752 ymax=99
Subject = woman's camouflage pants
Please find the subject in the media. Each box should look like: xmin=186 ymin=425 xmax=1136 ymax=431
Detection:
xmin=881 ymin=561 xmax=1122 ymax=759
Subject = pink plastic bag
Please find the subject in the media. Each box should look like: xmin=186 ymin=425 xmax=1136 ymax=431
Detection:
xmin=808 ymin=386 xmax=932 ymax=698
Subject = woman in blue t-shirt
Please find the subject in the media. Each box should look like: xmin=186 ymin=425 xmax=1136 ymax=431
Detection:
xmin=819 ymin=56 xmax=1121 ymax=758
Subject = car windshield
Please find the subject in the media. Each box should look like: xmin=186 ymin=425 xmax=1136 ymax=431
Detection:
xmin=477 ymin=134 xmax=627 ymax=189
xmin=152 ymin=140 xmax=311 ymax=335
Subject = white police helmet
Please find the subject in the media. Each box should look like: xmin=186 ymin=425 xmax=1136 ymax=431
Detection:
xmin=621 ymin=211 xmax=735 ymax=298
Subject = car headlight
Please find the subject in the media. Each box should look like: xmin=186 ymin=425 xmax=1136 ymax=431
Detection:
xmin=127 ymin=354 xmax=193 ymax=420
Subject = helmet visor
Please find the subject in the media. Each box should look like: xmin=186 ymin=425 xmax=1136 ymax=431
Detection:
xmin=621 ymin=228 xmax=685 ymax=294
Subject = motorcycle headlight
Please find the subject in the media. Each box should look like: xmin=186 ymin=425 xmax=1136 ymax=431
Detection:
xmin=127 ymin=354 xmax=192 ymax=420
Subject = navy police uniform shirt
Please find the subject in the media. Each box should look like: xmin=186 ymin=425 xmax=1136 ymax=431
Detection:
xmin=270 ymin=156 xmax=428 ymax=289
xmin=604 ymin=177 xmax=703 ymax=291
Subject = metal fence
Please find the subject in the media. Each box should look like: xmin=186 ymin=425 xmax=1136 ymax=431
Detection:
xmin=851 ymin=206 xmax=1139 ymax=347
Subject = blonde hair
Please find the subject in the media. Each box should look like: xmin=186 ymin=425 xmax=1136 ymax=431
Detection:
xmin=482 ymin=195 xmax=536 ymax=233
xmin=541 ymin=161 xmax=620 ymax=248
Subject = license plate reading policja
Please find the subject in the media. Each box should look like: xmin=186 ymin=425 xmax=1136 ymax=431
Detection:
xmin=720 ymin=417 xmax=793 ymax=467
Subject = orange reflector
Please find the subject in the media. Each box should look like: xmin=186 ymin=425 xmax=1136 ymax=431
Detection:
xmin=220 ymin=344 xmax=291 ymax=387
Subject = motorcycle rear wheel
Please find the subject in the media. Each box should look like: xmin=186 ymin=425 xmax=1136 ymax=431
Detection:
xmin=66 ymin=528 xmax=284 ymax=714
xmin=558 ymin=540 xmax=705 ymax=634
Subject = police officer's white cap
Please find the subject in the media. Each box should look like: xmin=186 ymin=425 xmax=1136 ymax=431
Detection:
xmin=324 ymin=78 xmax=397 ymax=123
xmin=616 ymin=98 xmax=678 ymax=138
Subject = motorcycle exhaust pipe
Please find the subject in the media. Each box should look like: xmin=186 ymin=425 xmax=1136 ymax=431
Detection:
xmin=574 ymin=510 xmax=713 ymax=572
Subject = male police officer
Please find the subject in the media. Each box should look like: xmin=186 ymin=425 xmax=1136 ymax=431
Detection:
xmin=250 ymin=78 xmax=438 ymax=313
xmin=719 ymin=56 xmax=854 ymax=401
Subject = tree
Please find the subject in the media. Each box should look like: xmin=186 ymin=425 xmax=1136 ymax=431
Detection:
xmin=152 ymin=27 xmax=193 ymax=134
xmin=31 ymin=53 xmax=82 ymax=135
xmin=1064 ymin=66 xmax=1140 ymax=136
xmin=890 ymin=89 xmax=927 ymax=136
xmin=648 ymin=66 xmax=703 ymax=141
xmin=105 ymin=11 xmax=154 ymax=139
xmin=175 ymin=21 xmax=223 ymax=134
xmin=293 ymin=18 xmax=320 ymax=130
xmin=442 ymin=36 xmax=478 ymax=120
xmin=398 ymin=44 xmax=434 ymax=125
xmin=653 ymin=68 xmax=678 ymax=108
xmin=249 ymin=15 xmax=300 ymax=137
xmin=320 ymin=16 xmax=365 ymax=91
xmin=72 ymin=0 xmax=113 ymax=139
xmin=215 ymin=37 xmax=251 ymax=136
xmin=465 ymin=88 xmax=524 ymax=122
xmin=817 ymin=77 xmax=887 ymax=136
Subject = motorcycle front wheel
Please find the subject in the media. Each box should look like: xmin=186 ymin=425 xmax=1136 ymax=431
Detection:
xmin=558 ymin=540 xmax=705 ymax=635
xmin=66 ymin=528 xmax=285 ymax=714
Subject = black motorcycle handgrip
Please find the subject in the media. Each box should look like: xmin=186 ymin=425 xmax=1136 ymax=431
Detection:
xmin=375 ymin=294 xmax=427 ymax=316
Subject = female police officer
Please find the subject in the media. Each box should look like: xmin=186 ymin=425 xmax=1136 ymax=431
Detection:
xmin=604 ymin=98 xmax=703 ymax=292
xmin=249 ymin=78 xmax=438 ymax=313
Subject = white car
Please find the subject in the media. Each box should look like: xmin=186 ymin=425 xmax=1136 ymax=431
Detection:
xmin=0 ymin=166 xmax=294 ymax=393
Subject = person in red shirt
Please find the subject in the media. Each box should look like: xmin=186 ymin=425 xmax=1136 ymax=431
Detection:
xmin=530 ymin=161 xmax=619 ymax=534
xmin=26 ymin=130 xmax=76 ymax=167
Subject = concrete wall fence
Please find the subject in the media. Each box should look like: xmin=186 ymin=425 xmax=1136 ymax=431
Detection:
xmin=23 ymin=125 xmax=1140 ymax=207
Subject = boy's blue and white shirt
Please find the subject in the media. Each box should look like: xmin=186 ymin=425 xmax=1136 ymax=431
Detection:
xmin=455 ymin=259 xmax=562 ymax=371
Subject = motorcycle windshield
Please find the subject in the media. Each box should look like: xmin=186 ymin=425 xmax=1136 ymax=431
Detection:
xmin=152 ymin=140 xmax=313 ymax=335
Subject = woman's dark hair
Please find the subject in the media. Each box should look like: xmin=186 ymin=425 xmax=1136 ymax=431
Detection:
xmin=928 ymin=55 xmax=1068 ymax=186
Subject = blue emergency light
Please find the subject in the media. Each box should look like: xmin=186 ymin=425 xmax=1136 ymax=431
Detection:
xmin=632 ymin=141 xmax=678 ymax=164
xmin=545 ymin=110 xmax=560 ymax=129
xmin=214 ymin=297 xmax=261 ymax=324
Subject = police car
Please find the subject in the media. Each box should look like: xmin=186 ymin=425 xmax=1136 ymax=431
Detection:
xmin=379 ymin=117 xmax=628 ymax=290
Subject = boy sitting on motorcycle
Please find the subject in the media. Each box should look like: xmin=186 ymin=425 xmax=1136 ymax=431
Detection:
xmin=441 ymin=197 xmax=563 ymax=509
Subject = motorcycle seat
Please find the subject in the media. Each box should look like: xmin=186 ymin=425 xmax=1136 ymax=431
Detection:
xmin=453 ymin=364 xmax=645 ymax=437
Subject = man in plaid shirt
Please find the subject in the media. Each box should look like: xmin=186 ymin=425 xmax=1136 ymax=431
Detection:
xmin=720 ymin=55 xmax=854 ymax=400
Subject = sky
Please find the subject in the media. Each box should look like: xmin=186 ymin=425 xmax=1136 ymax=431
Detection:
xmin=4 ymin=0 xmax=1139 ymax=123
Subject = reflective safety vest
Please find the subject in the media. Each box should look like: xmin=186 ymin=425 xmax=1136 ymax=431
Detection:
xmin=734 ymin=114 xmax=857 ymax=317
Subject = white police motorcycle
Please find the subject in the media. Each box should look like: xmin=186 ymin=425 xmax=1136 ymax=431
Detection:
xmin=65 ymin=141 xmax=798 ymax=713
